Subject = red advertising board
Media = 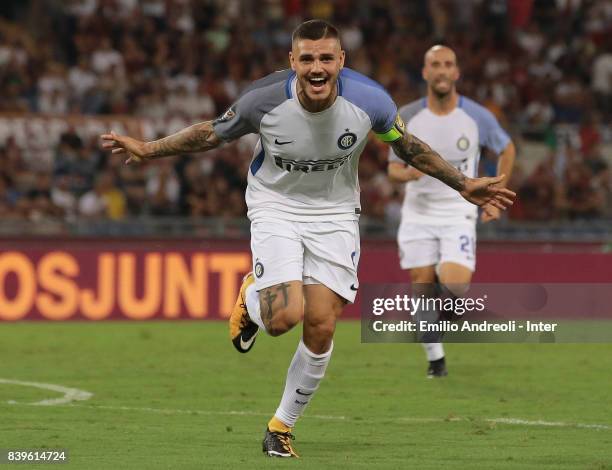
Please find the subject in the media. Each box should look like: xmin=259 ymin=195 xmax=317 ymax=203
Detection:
xmin=0 ymin=240 xmax=250 ymax=321
xmin=0 ymin=239 xmax=610 ymax=321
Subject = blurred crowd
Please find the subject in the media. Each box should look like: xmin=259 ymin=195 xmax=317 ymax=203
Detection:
xmin=0 ymin=130 xmax=251 ymax=222
xmin=0 ymin=0 xmax=610 ymax=225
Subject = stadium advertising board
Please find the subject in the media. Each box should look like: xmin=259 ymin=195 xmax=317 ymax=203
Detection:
xmin=0 ymin=248 xmax=249 ymax=321
xmin=1 ymin=240 xmax=611 ymax=321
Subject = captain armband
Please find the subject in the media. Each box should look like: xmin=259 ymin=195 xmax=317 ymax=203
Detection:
xmin=376 ymin=114 xmax=406 ymax=142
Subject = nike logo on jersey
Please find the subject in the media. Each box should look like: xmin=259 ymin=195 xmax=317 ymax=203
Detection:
xmin=350 ymin=284 xmax=358 ymax=291
xmin=275 ymin=138 xmax=294 ymax=145
xmin=296 ymin=388 xmax=313 ymax=396
xmin=240 ymin=333 xmax=257 ymax=350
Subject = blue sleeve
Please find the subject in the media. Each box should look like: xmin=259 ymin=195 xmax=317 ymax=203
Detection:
xmin=460 ymin=97 xmax=511 ymax=154
xmin=339 ymin=68 xmax=398 ymax=134
xmin=213 ymin=70 xmax=291 ymax=142
xmin=370 ymin=90 xmax=398 ymax=134
xmin=388 ymin=100 xmax=425 ymax=162
xmin=212 ymin=92 xmax=259 ymax=142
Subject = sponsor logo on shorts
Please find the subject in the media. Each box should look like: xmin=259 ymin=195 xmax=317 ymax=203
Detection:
xmin=254 ymin=261 xmax=264 ymax=278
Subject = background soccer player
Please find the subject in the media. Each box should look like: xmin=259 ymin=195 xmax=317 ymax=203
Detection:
xmin=388 ymin=45 xmax=516 ymax=378
xmin=102 ymin=24 xmax=515 ymax=458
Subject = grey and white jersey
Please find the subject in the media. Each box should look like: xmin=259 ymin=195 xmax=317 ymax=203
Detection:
xmin=388 ymin=96 xmax=511 ymax=225
xmin=213 ymin=68 xmax=400 ymax=221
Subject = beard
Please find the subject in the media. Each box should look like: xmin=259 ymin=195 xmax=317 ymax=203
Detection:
xmin=432 ymin=88 xmax=451 ymax=100
xmin=431 ymin=81 xmax=454 ymax=100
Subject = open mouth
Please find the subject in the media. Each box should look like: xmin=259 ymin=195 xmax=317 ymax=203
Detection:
xmin=308 ymin=76 xmax=328 ymax=91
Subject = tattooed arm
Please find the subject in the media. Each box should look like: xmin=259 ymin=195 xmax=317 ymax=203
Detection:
xmin=101 ymin=120 xmax=222 ymax=164
xmin=389 ymin=132 xmax=466 ymax=191
xmin=389 ymin=130 xmax=516 ymax=209
xmin=146 ymin=121 xmax=221 ymax=158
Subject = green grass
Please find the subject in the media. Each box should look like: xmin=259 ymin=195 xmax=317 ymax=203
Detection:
xmin=0 ymin=322 xmax=611 ymax=469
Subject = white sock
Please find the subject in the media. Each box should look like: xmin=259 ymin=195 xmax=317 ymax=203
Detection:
xmin=422 ymin=342 xmax=444 ymax=362
xmin=274 ymin=339 xmax=333 ymax=428
xmin=246 ymin=283 xmax=267 ymax=332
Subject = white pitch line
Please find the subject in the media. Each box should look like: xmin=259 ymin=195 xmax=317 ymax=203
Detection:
xmin=397 ymin=415 xmax=611 ymax=430
xmin=58 ymin=403 xmax=611 ymax=431
xmin=2 ymin=382 xmax=609 ymax=431
xmin=488 ymin=417 xmax=612 ymax=431
xmin=0 ymin=378 xmax=93 ymax=406
xmin=64 ymin=403 xmax=346 ymax=421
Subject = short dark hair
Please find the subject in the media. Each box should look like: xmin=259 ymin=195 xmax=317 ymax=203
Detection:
xmin=292 ymin=19 xmax=339 ymax=44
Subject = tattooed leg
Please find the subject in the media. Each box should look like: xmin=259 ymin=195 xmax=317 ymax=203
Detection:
xmin=258 ymin=281 xmax=303 ymax=336
xmin=261 ymin=288 xmax=278 ymax=332
xmin=277 ymin=282 xmax=290 ymax=307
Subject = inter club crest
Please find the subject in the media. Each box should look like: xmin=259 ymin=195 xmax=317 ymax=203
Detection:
xmin=457 ymin=135 xmax=470 ymax=151
xmin=337 ymin=130 xmax=357 ymax=150
xmin=254 ymin=261 xmax=264 ymax=278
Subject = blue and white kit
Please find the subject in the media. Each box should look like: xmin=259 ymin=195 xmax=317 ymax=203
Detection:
xmin=214 ymin=68 xmax=403 ymax=301
xmin=388 ymin=96 xmax=511 ymax=271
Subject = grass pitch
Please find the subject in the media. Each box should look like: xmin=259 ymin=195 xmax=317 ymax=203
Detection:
xmin=1 ymin=321 xmax=611 ymax=469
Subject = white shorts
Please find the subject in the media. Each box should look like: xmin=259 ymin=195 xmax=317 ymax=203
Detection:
xmin=397 ymin=222 xmax=476 ymax=272
xmin=250 ymin=218 xmax=360 ymax=303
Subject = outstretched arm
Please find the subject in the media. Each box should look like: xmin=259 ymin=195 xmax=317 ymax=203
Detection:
xmin=389 ymin=131 xmax=516 ymax=210
xmin=101 ymin=120 xmax=222 ymax=164
xmin=389 ymin=132 xmax=466 ymax=191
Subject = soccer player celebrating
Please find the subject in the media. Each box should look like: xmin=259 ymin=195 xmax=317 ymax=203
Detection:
xmin=102 ymin=22 xmax=515 ymax=458
xmin=388 ymin=45 xmax=516 ymax=378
